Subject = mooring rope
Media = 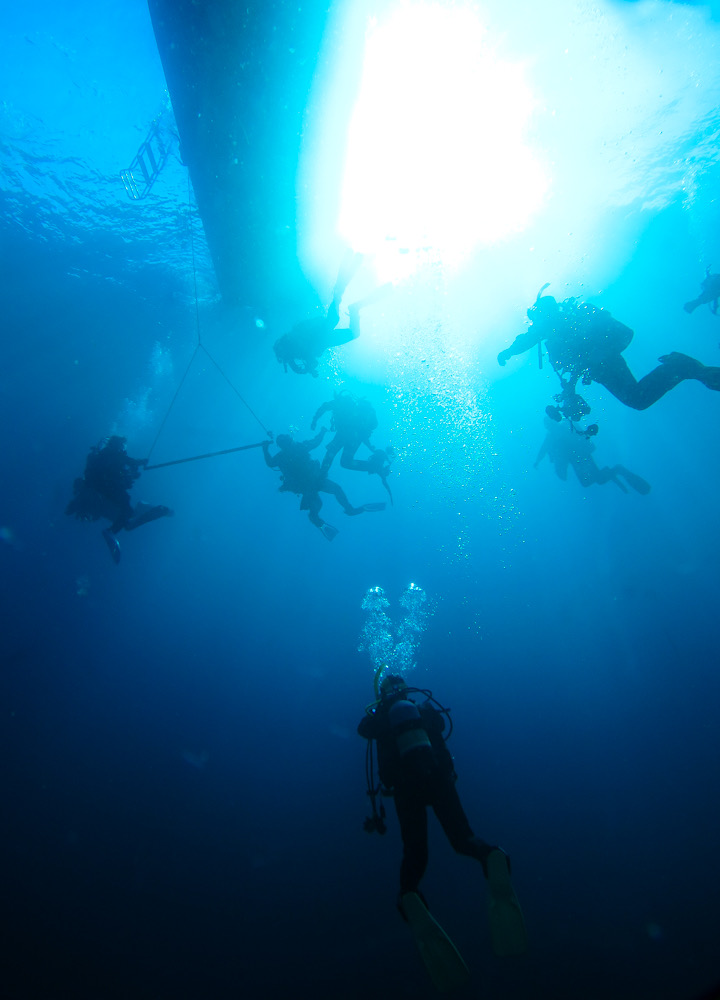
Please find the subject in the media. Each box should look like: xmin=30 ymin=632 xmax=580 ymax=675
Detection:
xmin=144 ymin=172 xmax=270 ymax=465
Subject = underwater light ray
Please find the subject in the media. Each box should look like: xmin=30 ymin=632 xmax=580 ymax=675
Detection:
xmin=337 ymin=2 xmax=547 ymax=280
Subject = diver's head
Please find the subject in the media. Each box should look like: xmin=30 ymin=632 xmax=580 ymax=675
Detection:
xmin=276 ymin=433 xmax=293 ymax=449
xmin=105 ymin=435 xmax=127 ymax=451
xmin=585 ymin=423 xmax=599 ymax=437
xmin=527 ymin=295 xmax=559 ymax=323
xmin=380 ymin=674 xmax=409 ymax=702
xmin=545 ymin=404 xmax=562 ymax=423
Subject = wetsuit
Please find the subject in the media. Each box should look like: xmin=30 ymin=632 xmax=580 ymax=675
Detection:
xmin=500 ymin=300 xmax=720 ymax=410
xmin=358 ymin=696 xmax=492 ymax=894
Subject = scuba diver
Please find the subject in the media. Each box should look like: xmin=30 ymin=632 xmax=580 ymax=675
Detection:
xmin=310 ymin=391 xmax=395 ymax=503
xmin=497 ymin=284 xmax=720 ymax=410
xmin=535 ymin=415 xmax=651 ymax=494
xmin=261 ymin=431 xmax=385 ymax=541
xmin=65 ymin=435 xmax=173 ymax=564
xmin=273 ymin=251 xmax=391 ymax=377
xmin=684 ymin=267 xmax=720 ymax=316
xmin=358 ymin=672 xmax=526 ymax=991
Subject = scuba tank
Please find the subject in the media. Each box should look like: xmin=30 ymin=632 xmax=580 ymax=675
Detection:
xmin=387 ymin=698 xmax=432 ymax=756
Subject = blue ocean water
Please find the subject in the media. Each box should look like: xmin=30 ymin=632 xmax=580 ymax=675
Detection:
xmin=2 ymin=2 xmax=720 ymax=998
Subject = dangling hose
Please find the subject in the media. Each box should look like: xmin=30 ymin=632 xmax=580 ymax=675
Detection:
xmin=364 ymin=738 xmax=387 ymax=835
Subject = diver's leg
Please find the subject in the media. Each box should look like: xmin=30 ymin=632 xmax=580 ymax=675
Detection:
xmin=431 ymin=777 xmax=526 ymax=956
xmin=339 ymin=437 xmax=370 ymax=471
xmin=431 ymin=777 xmax=493 ymax=869
xmin=332 ymin=249 xmax=364 ymax=309
xmin=324 ymin=325 xmax=357 ymax=348
xmin=592 ymin=353 xmax=714 ymax=410
xmin=108 ymin=494 xmax=134 ymax=533
xmin=325 ymin=302 xmax=341 ymax=329
xmin=303 ymin=493 xmax=324 ymax=527
xmin=304 ymin=495 xmax=337 ymax=539
xmin=612 ymin=465 xmax=651 ymax=495
xmin=394 ymin=792 xmax=430 ymax=896
xmin=570 ymin=459 xmax=606 ymax=488
xmin=349 ymin=283 xmax=394 ymax=315
xmin=328 ymin=283 xmax=395 ymax=345
xmin=319 ymin=435 xmax=343 ymax=477
xmin=595 ymin=466 xmax=629 ymax=491
xmin=320 ymin=478 xmax=363 ymax=515
xmin=125 ymin=502 xmax=174 ymax=530
xmin=346 ymin=284 xmax=394 ymax=341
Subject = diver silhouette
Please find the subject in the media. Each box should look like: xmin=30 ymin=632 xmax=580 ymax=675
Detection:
xmin=535 ymin=416 xmax=651 ymax=494
xmin=498 ymin=285 xmax=720 ymax=410
xmin=66 ymin=436 xmax=173 ymax=563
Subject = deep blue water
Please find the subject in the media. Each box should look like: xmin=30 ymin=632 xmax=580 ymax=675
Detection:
xmin=3 ymin=2 xmax=720 ymax=999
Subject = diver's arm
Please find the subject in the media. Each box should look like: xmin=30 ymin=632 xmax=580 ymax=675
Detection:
xmin=261 ymin=441 xmax=280 ymax=469
xmin=497 ymin=330 xmax=542 ymax=366
xmin=311 ymin=401 xmax=332 ymax=430
xmin=125 ymin=456 xmax=148 ymax=478
xmin=305 ymin=427 xmax=328 ymax=452
xmin=358 ymin=712 xmax=381 ymax=740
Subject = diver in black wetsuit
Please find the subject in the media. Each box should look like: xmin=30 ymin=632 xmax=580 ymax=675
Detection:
xmin=261 ymin=431 xmax=385 ymax=541
xmin=498 ymin=286 xmax=720 ymax=410
xmin=358 ymin=674 xmax=526 ymax=957
xmin=66 ymin=436 xmax=173 ymax=563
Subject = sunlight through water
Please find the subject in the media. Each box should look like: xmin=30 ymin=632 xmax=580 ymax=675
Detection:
xmin=338 ymin=2 xmax=547 ymax=282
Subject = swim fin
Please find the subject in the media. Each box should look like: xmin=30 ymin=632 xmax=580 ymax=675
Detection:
xmin=319 ymin=522 xmax=338 ymax=541
xmin=361 ymin=502 xmax=386 ymax=513
xmin=615 ymin=467 xmax=651 ymax=495
xmin=657 ymin=352 xmax=705 ymax=377
xmin=486 ymin=849 xmax=528 ymax=957
xmin=126 ymin=503 xmax=174 ymax=530
xmin=400 ymin=892 xmax=470 ymax=993
xmin=102 ymin=528 xmax=121 ymax=565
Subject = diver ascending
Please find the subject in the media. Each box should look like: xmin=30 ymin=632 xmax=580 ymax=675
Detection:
xmin=498 ymin=284 xmax=720 ymax=410
xmin=66 ymin=436 xmax=173 ymax=563
xmin=358 ymin=671 xmax=527 ymax=991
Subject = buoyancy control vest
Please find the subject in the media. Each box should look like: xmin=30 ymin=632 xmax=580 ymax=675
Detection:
xmin=546 ymin=299 xmax=634 ymax=377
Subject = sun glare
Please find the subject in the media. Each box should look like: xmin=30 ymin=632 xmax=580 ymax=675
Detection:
xmin=338 ymin=3 xmax=548 ymax=281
